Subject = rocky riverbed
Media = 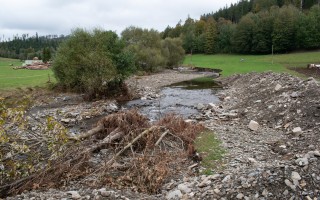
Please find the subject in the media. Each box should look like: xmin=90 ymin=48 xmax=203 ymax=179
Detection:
xmin=5 ymin=70 xmax=320 ymax=199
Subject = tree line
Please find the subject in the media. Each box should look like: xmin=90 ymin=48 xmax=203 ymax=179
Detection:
xmin=162 ymin=2 xmax=320 ymax=54
xmin=0 ymin=33 xmax=66 ymax=61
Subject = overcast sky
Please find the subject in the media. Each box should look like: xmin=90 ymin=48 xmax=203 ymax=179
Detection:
xmin=0 ymin=0 xmax=238 ymax=39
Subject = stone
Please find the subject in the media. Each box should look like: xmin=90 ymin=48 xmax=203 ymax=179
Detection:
xmin=166 ymin=190 xmax=183 ymax=200
xmin=61 ymin=118 xmax=71 ymax=123
xmin=66 ymin=191 xmax=81 ymax=199
xmin=207 ymin=174 xmax=220 ymax=180
xmin=236 ymin=193 xmax=244 ymax=199
xmin=248 ymin=120 xmax=259 ymax=131
xmin=290 ymin=92 xmax=299 ymax=98
xmin=222 ymin=175 xmax=231 ymax=183
xmin=292 ymin=127 xmax=302 ymax=135
xmin=308 ymin=150 xmax=320 ymax=157
xmin=198 ymin=179 xmax=212 ymax=188
xmin=196 ymin=103 xmax=205 ymax=110
xmin=262 ymin=189 xmax=268 ymax=197
xmin=248 ymin=157 xmax=257 ymax=164
xmin=275 ymin=84 xmax=282 ymax=91
xmin=283 ymin=190 xmax=289 ymax=195
xmin=214 ymin=188 xmax=221 ymax=194
xmin=177 ymin=183 xmax=191 ymax=194
xmin=295 ymin=157 xmax=309 ymax=166
xmin=291 ymin=171 xmax=301 ymax=181
xmin=285 ymin=179 xmax=296 ymax=191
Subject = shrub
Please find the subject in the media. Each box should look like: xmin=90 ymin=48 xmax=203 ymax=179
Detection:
xmin=52 ymin=28 xmax=135 ymax=97
xmin=161 ymin=37 xmax=185 ymax=67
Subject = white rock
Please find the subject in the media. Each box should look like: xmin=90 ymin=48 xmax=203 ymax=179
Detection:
xmin=290 ymin=92 xmax=299 ymax=98
xmin=207 ymin=174 xmax=220 ymax=180
xmin=166 ymin=190 xmax=182 ymax=200
xmin=291 ymin=171 xmax=301 ymax=181
xmin=248 ymin=120 xmax=259 ymax=131
xmin=196 ymin=103 xmax=205 ymax=110
xmin=262 ymin=189 xmax=268 ymax=197
xmin=307 ymin=150 xmax=320 ymax=157
xmin=292 ymin=127 xmax=302 ymax=135
xmin=285 ymin=179 xmax=296 ymax=191
xmin=66 ymin=191 xmax=81 ymax=199
xmin=295 ymin=157 xmax=309 ymax=166
xmin=61 ymin=118 xmax=71 ymax=123
xmin=248 ymin=157 xmax=257 ymax=164
xmin=236 ymin=193 xmax=244 ymax=199
xmin=275 ymin=84 xmax=282 ymax=91
xmin=222 ymin=175 xmax=231 ymax=183
xmin=214 ymin=188 xmax=221 ymax=194
xmin=198 ymin=179 xmax=212 ymax=188
xmin=177 ymin=183 xmax=191 ymax=194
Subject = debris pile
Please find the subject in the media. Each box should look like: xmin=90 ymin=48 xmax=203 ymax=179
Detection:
xmin=1 ymin=110 xmax=204 ymax=198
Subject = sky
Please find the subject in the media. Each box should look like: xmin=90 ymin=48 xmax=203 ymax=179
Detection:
xmin=0 ymin=0 xmax=238 ymax=39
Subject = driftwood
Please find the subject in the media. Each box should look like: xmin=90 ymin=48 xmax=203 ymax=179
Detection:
xmin=69 ymin=124 xmax=104 ymax=141
xmin=155 ymin=130 xmax=170 ymax=146
xmin=105 ymin=126 xmax=158 ymax=166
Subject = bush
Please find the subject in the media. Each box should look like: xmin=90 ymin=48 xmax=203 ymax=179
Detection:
xmin=52 ymin=28 xmax=135 ymax=97
xmin=161 ymin=37 xmax=185 ymax=67
xmin=122 ymin=27 xmax=166 ymax=72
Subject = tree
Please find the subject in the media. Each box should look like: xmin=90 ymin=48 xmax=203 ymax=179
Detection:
xmin=122 ymin=27 xmax=166 ymax=72
xmin=42 ymin=47 xmax=51 ymax=62
xmin=296 ymin=5 xmax=320 ymax=49
xmin=52 ymin=28 xmax=134 ymax=97
xmin=216 ymin=18 xmax=236 ymax=53
xmin=181 ymin=17 xmax=196 ymax=54
xmin=253 ymin=0 xmax=277 ymax=12
xmin=272 ymin=5 xmax=299 ymax=52
xmin=161 ymin=37 xmax=185 ymax=67
xmin=232 ymin=13 xmax=255 ymax=53
xmin=204 ymin=17 xmax=218 ymax=54
xmin=251 ymin=10 xmax=274 ymax=53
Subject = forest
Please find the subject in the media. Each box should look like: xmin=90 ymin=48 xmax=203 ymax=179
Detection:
xmin=162 ymin=0 xmax=320 ymax=54
xmin=0 ymin=33 xmax=66 ymax=61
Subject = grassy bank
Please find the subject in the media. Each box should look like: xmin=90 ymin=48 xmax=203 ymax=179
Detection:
xmin=183 ymin=51 xmax=320 ymax=77
xmin=0 ymin=57 xmax=54 ymax=90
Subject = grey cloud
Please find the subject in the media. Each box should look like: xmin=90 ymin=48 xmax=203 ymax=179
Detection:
xmin=0 ymin=0 xmax=238 ymax=38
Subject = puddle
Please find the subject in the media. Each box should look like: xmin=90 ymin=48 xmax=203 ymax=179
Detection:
xmin=124 ymin=77 xmax=221 ymax=120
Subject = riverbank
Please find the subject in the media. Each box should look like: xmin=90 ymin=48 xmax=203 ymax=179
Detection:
xmin=3 ymin=70 xmax=320 ymax=199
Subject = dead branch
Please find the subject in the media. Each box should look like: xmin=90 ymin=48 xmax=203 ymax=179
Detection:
xmin=155 ymin=130 xmax=170 ymax=146
xmin=69 ymin=124 xmax=104 ymax=141
xmin=105 ymin=126 xmax=158 ymax=166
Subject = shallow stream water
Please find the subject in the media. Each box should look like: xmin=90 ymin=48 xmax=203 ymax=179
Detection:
xmin=125 ymin=77 xmax=221 ymax=121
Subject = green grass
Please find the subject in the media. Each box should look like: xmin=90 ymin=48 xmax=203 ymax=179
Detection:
xmin=0 ymin=57 xmax=55 ymax=91
xmin=184 ymin=51 xmax=320 ymax=77
xmin=195 ymin=131 xmax=226 ymax=175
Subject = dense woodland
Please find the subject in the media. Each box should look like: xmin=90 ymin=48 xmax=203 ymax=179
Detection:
xmin=0 ymin=34 xmax=66 ymax=61
xmin=1 ymin=0 xmax=320 ymax=60
xmin=162 ymin=0 xmax=320 ymax=54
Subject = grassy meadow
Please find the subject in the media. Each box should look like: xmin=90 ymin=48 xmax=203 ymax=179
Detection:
xmin=183 ymin=51 xmax=320 ymax=77
xmin=1 ymin=51 xmax=319 ymax=90
xmin=0 ymin=57 xmax=54 ymax=91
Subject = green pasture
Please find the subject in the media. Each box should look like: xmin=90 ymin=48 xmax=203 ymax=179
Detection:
xmin=0 ymin=57 xmax=54 ymax=91
xmin=183 ymin=51 xmax=320 ymax=77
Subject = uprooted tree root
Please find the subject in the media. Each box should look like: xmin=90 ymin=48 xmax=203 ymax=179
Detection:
xmin=1 ymin=110 xmax=205 ymax=197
